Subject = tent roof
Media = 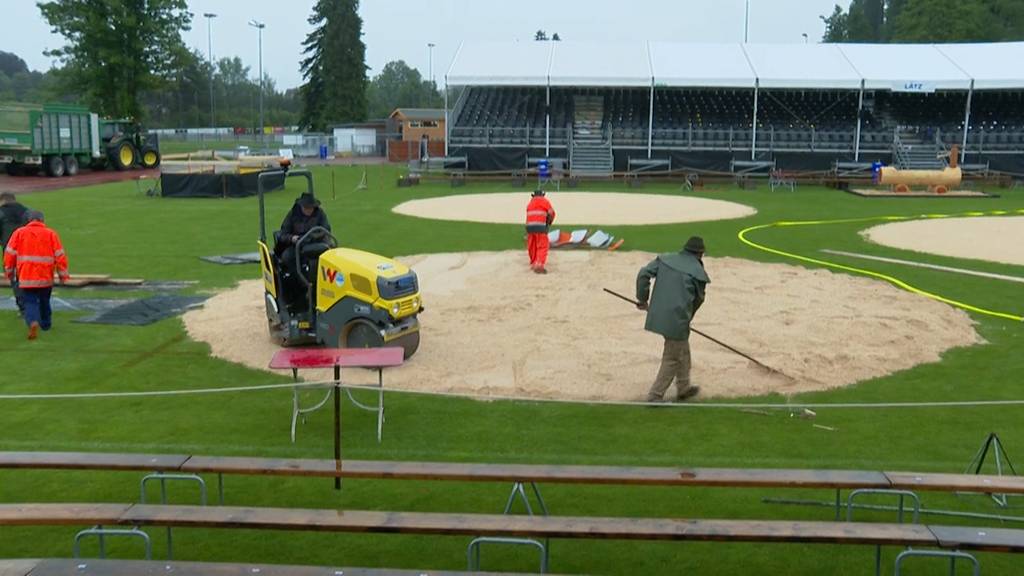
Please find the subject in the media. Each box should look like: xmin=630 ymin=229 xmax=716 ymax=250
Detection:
xmin=445 ymin=41 xmax=1024 ymax=91
xmin=935 ymin=42 xmax=1024 ymax=90
xmin=838 ymin=44 xmax=971 ymax=90
xmin=745 ymin=44 xmax=862 ymax=89
xmin=445 ymin=41 xmax=551 ymax=86
xmin=650 ymin=42 xmax=755 ymax=88
xmin=548 ymin=41 xmax=652 ymax=87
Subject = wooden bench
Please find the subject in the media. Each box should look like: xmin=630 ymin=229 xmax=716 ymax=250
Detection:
xmin=2 ymin=503 xmax=1024 ymax=571
xmin=0 ymin=558 xmax=539 ymax=576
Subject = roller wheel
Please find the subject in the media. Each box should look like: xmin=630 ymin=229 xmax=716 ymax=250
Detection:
xmin=141 ymin=147 xmax=161 ymax=169
xmin=62 ymin=155 xmax=79 ymax=177
xmin=390 ymin=330 xmax=420 ymax=360
xmin=44 ymin=155 xmax=65 ymax=178
xmin=345 ymin=321 xmax=385 ymax=349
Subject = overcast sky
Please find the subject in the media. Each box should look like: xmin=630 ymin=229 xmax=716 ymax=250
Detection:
xmin=2 ymin=0 xmax=842 ymax=89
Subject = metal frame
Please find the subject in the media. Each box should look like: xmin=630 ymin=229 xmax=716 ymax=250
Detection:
xmin=961 ymin=80 xmax=974 ymax=164
xmin=73 ymin=526 xmax=152 ymax=560
xmin=750 ymin=81 xmax=759 ymax=160
xmin=846 ymin=489 xmax=921 ymax=576
xmin=467 ymin=537 xmax=548 ymax=573
xmin=140 ymin=472 xmax=208 ymax=559
xmin=894 ymin=549 xmax=980 ymax=576
xmin=854 ymin=80 xmax=865 ymax=161
xmin=962 ymin=432 xmax=1018 ymax=508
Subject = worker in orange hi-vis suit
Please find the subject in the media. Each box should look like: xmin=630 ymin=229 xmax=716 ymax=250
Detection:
xmin=525 ymin=189 xmax=556 ymax=274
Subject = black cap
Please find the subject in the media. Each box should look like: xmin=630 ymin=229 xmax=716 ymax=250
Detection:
xmin=26 ymin=210 xmax=44 ymax=222
xmin=684 ymin=236 xmax=705 ymax=254
xmin=297 ymin=193 xmax=320 ymax=208
xmin=532 ymin=189 xmax=545 ymax=197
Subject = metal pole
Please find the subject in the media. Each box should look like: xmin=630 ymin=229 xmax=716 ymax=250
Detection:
xmin=444 ymin=82 xmax=450 ymax=157
xmin=647 ymin=83 xmax=655 ymax=158
xmin=854 ymin=81 xmax=865 ymax=161
xmin=545 ymin=85 xmax=551 ymax=156
xmin=249 ymin=20 xmax=266 ymax=142
xmin=961 ymin=80 xmax=974 ymax=165
xmin=204 ymin=13 xmax=217 ymax=130
xmin=751 ymin=81 xmax=759 ymax=160
xmin=744 ymin=0 xmax=750 ymax=43
xmin=428 ymin=43 xmax=435 ymax=85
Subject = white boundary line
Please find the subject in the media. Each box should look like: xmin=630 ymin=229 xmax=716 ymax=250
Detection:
xmin=821 ymin=249 xmax=1024 ymax=284
xmin=2 ymin=379 xmax=1024 ymax=410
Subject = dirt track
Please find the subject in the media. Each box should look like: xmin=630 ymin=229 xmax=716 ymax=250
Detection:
xmin=0 ymin=169 xmax=159 ymax=194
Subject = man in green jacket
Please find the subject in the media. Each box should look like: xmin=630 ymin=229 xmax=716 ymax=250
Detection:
xmin=636 ymin=236 xmax=710 ymax=403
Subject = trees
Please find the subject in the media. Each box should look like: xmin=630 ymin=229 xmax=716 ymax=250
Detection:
xmin=821 ymin=0 xmax=1023 ymax=42
xmin=37 ymin=0 xmax=192 ymax=120
xmin=299 ymin=0 xmax=368 ymax=131
xmin=366 ymin=60 xmax=442 ymax=119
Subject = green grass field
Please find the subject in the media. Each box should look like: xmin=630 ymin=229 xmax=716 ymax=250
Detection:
xmin=1 ymin=165 xmax=1023 ymax=574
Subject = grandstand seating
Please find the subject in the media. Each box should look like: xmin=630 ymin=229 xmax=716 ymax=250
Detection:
xmin=449 ymin=86 xmax=1024 ymax=153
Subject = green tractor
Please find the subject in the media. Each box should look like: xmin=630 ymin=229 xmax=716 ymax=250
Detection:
xmin=0 ymin=104 xmax=160 ymax=177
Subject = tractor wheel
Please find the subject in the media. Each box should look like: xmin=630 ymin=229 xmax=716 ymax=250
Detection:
xmin=140 ymin=147 xmax=161 ymax=169
xmin=62 ymin=155 xmax=80 ymax=177
xmin=111 ymin=142 xmax=137 ymax=170
xmin=44 ymin=155 xmax=65 ymax=178
xmin=344 ymin=320 xmax=385 ymax=349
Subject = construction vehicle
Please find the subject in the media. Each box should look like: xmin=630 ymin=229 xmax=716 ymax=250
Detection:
xmin=0 ymin=103 xmax=160 ymax=177
xmin=256 ymin=168 xmax=422 ymax=358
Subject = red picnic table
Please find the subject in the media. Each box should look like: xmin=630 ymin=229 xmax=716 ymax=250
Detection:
xmin=269 ymin=347 xmax=405 ymax=490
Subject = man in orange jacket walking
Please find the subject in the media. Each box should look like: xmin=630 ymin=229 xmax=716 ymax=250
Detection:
xmin=3 ymin=211 xmax=70 ymax=340
xmin=525 ymin=189 xmax=556 ymax=274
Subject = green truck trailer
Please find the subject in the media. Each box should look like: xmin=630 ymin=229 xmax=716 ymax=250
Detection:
xmin=0 ymin=103 xmax=160 ymax=177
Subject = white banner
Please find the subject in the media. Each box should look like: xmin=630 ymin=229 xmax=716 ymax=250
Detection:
xmin=892 ymin=81 xmax=937 ymax=93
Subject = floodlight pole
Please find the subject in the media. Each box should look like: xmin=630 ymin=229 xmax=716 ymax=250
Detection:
xmin=249 ymin=20 xmax=266 ymax=141
xmin=428 ymin=43 xmax=436 ymax=85
xmin=204 ymin=13 xmax=217 ymax=130
xmin=545 ymin=84 xmax=551 ymax=156
xmin=744 ymin=0 xmax=750 ymax=43
xmin=444 ymin=81 xmax=450 ymax=157
xmin=647 ymin=82 xmax=655 ymax=159
xmin=961 ymin=80 xmax=974 ymax=164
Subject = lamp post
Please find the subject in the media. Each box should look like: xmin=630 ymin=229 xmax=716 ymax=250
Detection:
xmin=248 ymin=20 xmax=266 ymax=141
xmin=203 ymin=13 xmax=217 ymax=130
xmin=744 ymin=0 xmax=750 ymax=43
xmin=427 ymin=42 xmax=436 ymax=85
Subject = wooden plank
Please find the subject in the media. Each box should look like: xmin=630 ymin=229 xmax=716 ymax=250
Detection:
xmin=0 ymin=452 xmax=189 ymax=472
xmin=120 ymin=504 xmax=939 ymax=546
xmin=929 ymin=525 xmax=1024 ymax=553
xmin=886 ymin=471 xmax=1024 ymax=495
xmin=25 ymin=559 xmax=537 ymax=576
xmin=182 ymin=456 xmax=891 ymax=488
xmin=0 ymin=560 xmax=40 ymax=576
xmin=0 ymin=504 xmax=129 ymax=526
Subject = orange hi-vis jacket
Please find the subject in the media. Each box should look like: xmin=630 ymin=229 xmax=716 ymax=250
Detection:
xmin=525 ymin=196 xmax=556 ymax=234
xmin=3 ymin=221 xmax=70 ymax=289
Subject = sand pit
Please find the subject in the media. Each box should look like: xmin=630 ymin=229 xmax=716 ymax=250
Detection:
xmin=183 ymin=252 xmax=982 ymax=401
xmin=863 ymin=216 xmax=1024 ymax=267
xmin=392 ymin=192 xmax=756 ymax=225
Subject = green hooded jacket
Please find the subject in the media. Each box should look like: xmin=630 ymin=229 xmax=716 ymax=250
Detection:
xmin=636 ymin=251 xmax=710 ymax=340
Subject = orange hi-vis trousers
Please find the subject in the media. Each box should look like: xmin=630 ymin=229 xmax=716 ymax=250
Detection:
xmin=527 ymin=232 xmax=550 ymax=269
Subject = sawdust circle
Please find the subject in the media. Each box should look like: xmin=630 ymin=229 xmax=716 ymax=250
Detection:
xmin=392 ymin=192 xmax=756 ymax=225
xmin=183 ymin=252 xmax=981 ymax=401
xmin=863 ymin=216 xmax=1024 ymax=267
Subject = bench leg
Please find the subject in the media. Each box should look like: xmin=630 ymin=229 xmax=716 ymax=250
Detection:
xmin=73 ymin=526 xmax=152 ymax=561
xmin=467 ymin=537 xmax=548 ymax=573
xmin=893 ymin=549 xmax=979 ymax=576
xmin=140 ymin=472 xmax=207 ymax=559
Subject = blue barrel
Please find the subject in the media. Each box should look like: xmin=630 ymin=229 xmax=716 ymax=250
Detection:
xmin=538 ymin=159 xmax=550 ymax=179
xmin=319 ymin=145 xmax=329 ymax=160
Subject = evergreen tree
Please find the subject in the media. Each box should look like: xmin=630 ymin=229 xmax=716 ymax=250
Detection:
xmin=37 ymin=0 xmax=192 ymax=120
xmin=366 ymin=60 xmax=443 ymax=119
xmin=299 ymin=0 xmax=368 ymax=131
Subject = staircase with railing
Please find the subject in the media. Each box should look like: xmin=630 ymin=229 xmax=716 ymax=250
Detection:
xmin=570 ymin=95 xmax=613 ymax=177
xmin=892 ymin=128 xmax=946 ymax=170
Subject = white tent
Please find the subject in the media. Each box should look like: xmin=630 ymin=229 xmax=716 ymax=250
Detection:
xmin=548 ymin=41 xmax=652 ymax=87
xmin=445 ymin=41 xmax=551 ymax=87
xmin=744 ymin=44 xmax=862 ymax=90
xmin=837 ymin=44 xmax=972 ymax=91
xmin=649 ymin=42 xmax=755 ymax=88
xmin=935 ymin=42 xmax=1024 ymax=90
